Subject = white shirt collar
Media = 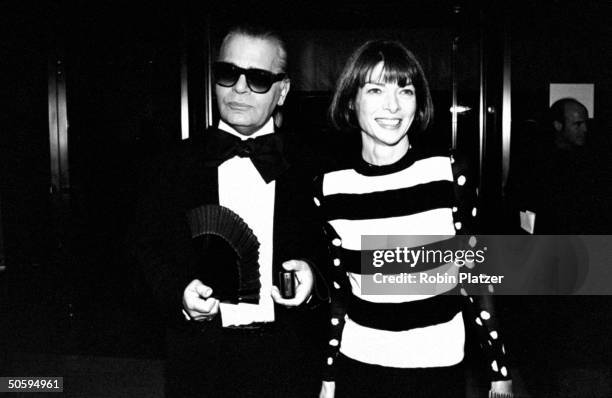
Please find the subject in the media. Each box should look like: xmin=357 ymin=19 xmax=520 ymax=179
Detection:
xmin=218 ymin=118 xmax=275 ymax=141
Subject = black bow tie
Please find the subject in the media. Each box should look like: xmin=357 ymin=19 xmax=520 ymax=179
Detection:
xmin=203 ymin=128 xmax=289 ymax=183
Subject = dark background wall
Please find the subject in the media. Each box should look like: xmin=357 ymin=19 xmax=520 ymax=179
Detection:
xmin=510 ymin=1 xmax=611 ymax=125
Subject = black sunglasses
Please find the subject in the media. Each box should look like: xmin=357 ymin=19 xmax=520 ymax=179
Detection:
xmin=214 ymin=62 xmax=286 ymax=94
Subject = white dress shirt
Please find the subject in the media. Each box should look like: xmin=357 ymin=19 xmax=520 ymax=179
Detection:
xmin=217 ymin=119 xmax=276 ymax=327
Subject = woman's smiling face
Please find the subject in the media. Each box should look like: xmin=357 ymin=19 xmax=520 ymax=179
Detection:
xmin=354 ymin=62 xmax=417 ymax=148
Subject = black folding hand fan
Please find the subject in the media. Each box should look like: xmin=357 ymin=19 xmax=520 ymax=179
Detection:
xmin=186 ymin=205 xmax=261 ymax=304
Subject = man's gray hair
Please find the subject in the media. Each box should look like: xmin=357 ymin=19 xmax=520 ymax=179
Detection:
xmin=220 ymin=25 xmax=288 ymax=73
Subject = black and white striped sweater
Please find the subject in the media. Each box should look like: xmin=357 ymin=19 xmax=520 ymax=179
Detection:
xmin=314 ymin=148 xmax=511 ymax=382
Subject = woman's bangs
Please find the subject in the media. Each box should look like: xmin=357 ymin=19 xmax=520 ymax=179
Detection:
xmin=381 ymin=55 xmax=419 ymax=87
xmin=359 ymin=54 xmax=417 ymax=87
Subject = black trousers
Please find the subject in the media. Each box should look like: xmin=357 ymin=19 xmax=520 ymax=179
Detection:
xmin=335 ymin=354 xmax=466 ymax=398
xmin=165 ymin=309 xmax=325 ymax=398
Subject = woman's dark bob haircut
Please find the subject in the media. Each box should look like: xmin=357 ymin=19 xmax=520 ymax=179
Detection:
xmin=330 ymin=40 xmax=433 ymax=132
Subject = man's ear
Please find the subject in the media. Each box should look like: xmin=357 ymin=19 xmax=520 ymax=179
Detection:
xmin=277 ymin=78 xmax=291 ymax=106
xmin=553 ymin=120 xmax=563 ymax=132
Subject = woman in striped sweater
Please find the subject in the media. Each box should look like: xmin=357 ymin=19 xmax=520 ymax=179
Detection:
xmin=316 ymin=40 xmax=513 ymax=398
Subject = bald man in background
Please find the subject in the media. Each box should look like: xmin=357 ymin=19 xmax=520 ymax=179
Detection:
xmin=514 ymin=98 xmax=606 ymax=234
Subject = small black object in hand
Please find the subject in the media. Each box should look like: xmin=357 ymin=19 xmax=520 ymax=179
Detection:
xmin=279 ymin=270 xmax=296 ymax=299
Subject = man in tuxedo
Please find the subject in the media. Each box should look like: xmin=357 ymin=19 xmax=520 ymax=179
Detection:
xmin=131 ymin=25 xmax=327 ymax=397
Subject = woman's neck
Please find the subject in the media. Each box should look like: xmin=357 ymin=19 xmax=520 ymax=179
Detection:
xmin=361 ymin=136 xmax=410 ymax=166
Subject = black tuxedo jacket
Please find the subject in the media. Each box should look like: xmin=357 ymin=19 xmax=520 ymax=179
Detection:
xmin=130 ymin=126 xmax=328 ymax=324
xmin=129 ymin=127 xmax=329 ymax=397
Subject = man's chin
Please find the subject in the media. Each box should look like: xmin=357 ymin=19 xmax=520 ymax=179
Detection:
xmin=220 ymin=115 xmax=258 ymax=135
xmin=227 ymin=121 xmax=259 ymax=136
xmin=234 ymin=128 xmax=258 ymax=136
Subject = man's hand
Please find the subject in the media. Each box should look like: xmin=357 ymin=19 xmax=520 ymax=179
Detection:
xmin=182 ymin=279 xmax=220 ymax=321
xmin=319 ymin=381 xmax=335 ymax=398
xmin=271 ymin=260 xmax=314 ymax=307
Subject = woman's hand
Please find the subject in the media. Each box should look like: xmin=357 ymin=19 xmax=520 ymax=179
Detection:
xmin=319 ymin=381 xmax=335 ymax=398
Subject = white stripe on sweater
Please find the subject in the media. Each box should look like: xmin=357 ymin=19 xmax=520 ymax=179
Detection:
xmin=323 ymin=156 xmax=453 ymax=196
xmin=329 ymin=209 xmax=455 ymax=250
xmin=339 ymin=312 xmax=465 ymax=368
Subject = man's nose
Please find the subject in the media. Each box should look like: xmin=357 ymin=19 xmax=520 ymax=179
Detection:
xmin=581 ymin=123 xmax=588 ymax=134
xmin=233 ymin=74 xmax=249 ymax=93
